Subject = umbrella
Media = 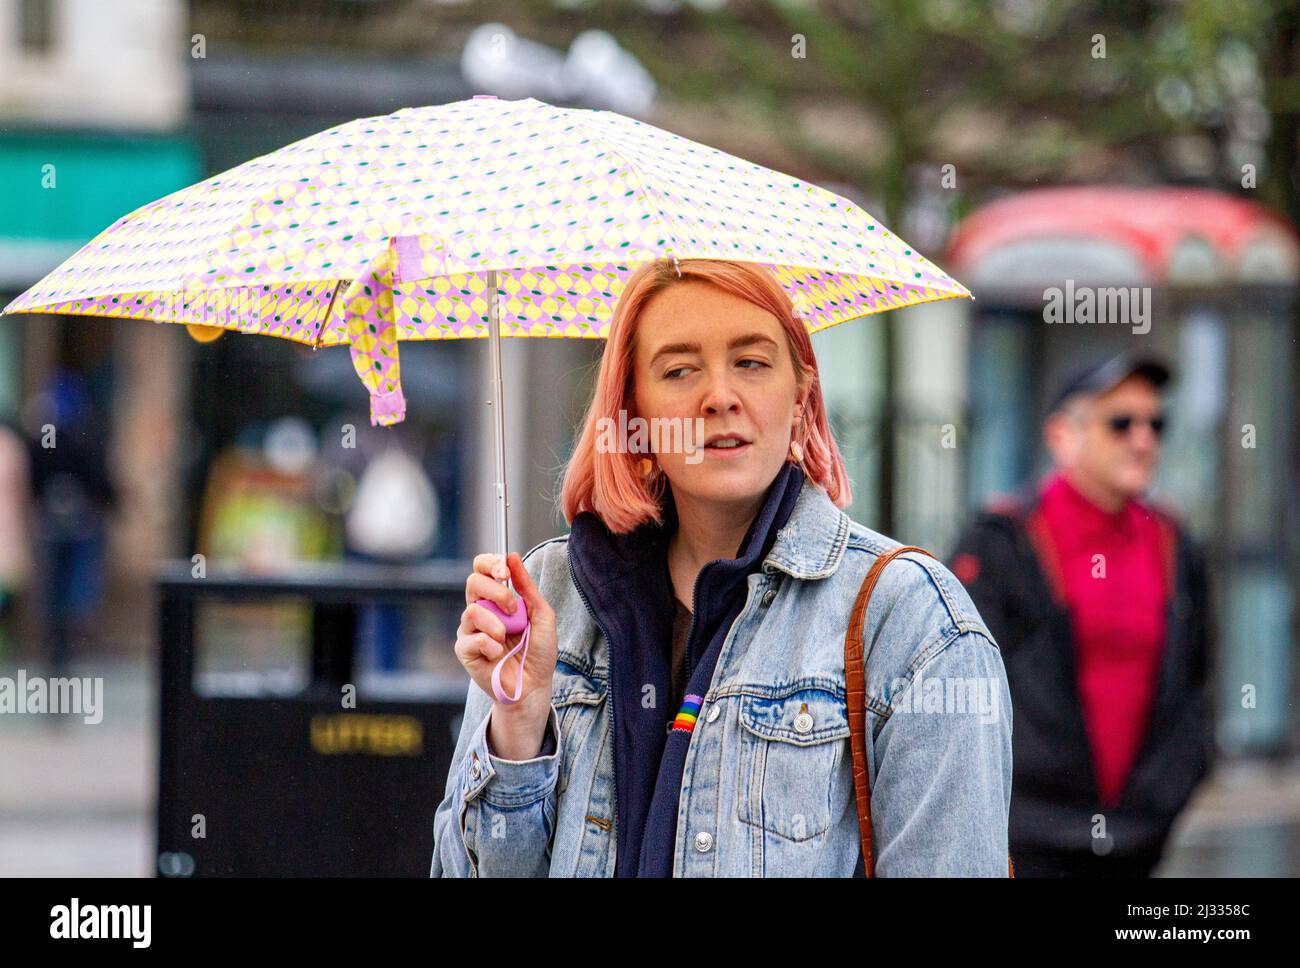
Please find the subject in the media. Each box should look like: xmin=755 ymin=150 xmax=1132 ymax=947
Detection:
xmin=3 ymin=95 xmax=971 ymax=697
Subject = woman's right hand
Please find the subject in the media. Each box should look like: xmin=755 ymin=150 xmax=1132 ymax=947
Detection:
xmin=456 ymin=551 xmax=558 ymax=758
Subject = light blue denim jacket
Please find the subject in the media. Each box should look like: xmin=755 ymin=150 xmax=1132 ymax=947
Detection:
xmin=430 ymin=477 xmax=1013 ymax=876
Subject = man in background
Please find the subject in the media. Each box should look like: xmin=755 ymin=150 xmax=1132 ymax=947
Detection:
xmin=950 ymin=352 xmax=1214 ymax=877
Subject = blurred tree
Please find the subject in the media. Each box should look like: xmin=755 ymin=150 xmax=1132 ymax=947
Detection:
xmin=192 ymin=0 xmax=1296 ymax=217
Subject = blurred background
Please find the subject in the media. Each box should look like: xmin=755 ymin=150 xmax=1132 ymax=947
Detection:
xmin=0 ymin=0 xmax=1296 ymax=876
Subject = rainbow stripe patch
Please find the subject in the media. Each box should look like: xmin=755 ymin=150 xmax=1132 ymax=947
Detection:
xmin=672 ymin=694 xmax=705 ymax=734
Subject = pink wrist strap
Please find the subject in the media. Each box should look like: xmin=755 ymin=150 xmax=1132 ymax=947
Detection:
xmin=477 ymin=595 xmax=531 ymax=705
xmin=490 ymin=621 xmax=530 ymax=704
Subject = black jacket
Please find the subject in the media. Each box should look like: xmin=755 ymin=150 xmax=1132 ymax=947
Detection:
xmin=949 ymin=495 xmax=1215 ymax=857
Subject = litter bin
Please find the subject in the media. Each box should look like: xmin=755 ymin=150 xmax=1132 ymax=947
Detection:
xmin=155 ymin=559 xmax=470 ymax=876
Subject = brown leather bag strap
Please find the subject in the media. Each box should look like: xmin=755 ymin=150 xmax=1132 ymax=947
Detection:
xmin=846 ymin=546 xmax=933 ymax=877
xmin=845 ymin=544 xmax=1016 ymax=878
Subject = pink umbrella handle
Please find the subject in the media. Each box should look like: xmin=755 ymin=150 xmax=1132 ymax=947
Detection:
xmin=476 ymin=596 xmax=530 ymax=705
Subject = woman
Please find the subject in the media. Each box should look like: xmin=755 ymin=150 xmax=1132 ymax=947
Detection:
xmin=432 ymin=258 xmax=1012 ymax=877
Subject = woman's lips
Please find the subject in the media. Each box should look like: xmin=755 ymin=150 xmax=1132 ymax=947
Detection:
xmin=703 ymin=441 xmax=751 ymax=459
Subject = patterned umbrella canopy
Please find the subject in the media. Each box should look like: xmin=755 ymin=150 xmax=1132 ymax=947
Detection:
xmin=4 ymin=94 xmax=973 ymax=562
xmin=3 ymin=95 xmax=970 ymax=428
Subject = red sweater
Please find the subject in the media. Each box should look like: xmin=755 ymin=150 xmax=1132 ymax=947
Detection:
xmin=1038 ymin=473 xmax=1168 ymax=807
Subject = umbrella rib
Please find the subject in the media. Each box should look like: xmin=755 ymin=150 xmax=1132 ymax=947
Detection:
xmin=171 ymin=121 xmax=375 ymax=302
xmin=313 ymin=279 xmax=346 ymax=349
xmin=568 ymin=111 xmax=688 ymax=263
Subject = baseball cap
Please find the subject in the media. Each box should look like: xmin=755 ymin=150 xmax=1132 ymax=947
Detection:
xmin=1046 ymin=351 xmax=1171 ymax=415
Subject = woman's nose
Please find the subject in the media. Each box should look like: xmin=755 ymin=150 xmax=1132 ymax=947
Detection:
xmin=700 ymin=371 xmax=742 ymax=415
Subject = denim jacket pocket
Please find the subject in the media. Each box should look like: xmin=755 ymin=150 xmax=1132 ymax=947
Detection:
xmin=736 ymin=684 xmax=849 ymax=843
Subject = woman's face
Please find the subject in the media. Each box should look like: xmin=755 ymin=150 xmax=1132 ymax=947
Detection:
xmin=632 ymin=279 xmax=803 ymax=511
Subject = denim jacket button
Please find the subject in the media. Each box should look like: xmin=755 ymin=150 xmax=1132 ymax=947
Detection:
xmin=793 ymin=711 xmax=814 ymax=734
xmin=706 ymin=704 xmax=720 ymax=724
xmin=470 ymin=753 xmax=482 ymax=780
xmin=761 ymin=588 xmax=777 ymax=607
xmin=693 ymin=831 xmax=714 ymax=853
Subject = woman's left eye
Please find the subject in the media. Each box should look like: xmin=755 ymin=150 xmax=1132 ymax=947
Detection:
xmin=738 ymin=359 xmax=768 ymax=370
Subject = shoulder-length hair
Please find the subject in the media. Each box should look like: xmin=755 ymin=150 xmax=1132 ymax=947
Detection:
xmin=559 ymin=258 xmax=852 ymax=534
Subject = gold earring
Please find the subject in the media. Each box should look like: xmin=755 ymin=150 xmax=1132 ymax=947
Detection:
xmin=640 ymin=456 xmax=657 ymax=477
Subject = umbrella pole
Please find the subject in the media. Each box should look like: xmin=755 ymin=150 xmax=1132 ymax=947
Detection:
xmin=486 ymin=268 xmax=510 ymax=566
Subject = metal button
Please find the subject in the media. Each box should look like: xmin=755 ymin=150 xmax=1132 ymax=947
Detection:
xmin=694 ymin=831 xmax=714 ymax=853
xmin=761 ymin=588 xmax=777 ymax=607
xmin=793 ymin=710 xmax=814 ymax=734
xmin=706 ymin=704 xmax=721 ymax=724
xmin=470 ymin=753 xmax=482 ymax=780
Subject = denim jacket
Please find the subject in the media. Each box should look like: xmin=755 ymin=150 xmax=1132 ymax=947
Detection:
xmin=430 ymin=477 xmax=1013 ymax=877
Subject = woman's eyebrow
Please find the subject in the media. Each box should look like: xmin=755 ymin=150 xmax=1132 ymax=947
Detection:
xmin=650 ymin=332 xmax=779 ymax=366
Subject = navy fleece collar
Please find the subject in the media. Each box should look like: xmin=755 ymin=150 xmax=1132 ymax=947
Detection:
xmin=567 ymin=461 xmax=806 ymax=876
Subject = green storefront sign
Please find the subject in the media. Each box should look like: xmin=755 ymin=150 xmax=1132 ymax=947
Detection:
xmin=0 ymin=128 xmax=201 ymax=418
xmin=0 ymin=129 xmax=202 ymax=288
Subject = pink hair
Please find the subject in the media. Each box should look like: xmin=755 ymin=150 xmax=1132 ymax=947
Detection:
xmin=559 ymin=258 xmax=852 ymax=534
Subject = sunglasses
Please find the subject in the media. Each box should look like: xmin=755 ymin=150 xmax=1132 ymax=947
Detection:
xmin=1104 ymin=413 xmax=1167 ymax=438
